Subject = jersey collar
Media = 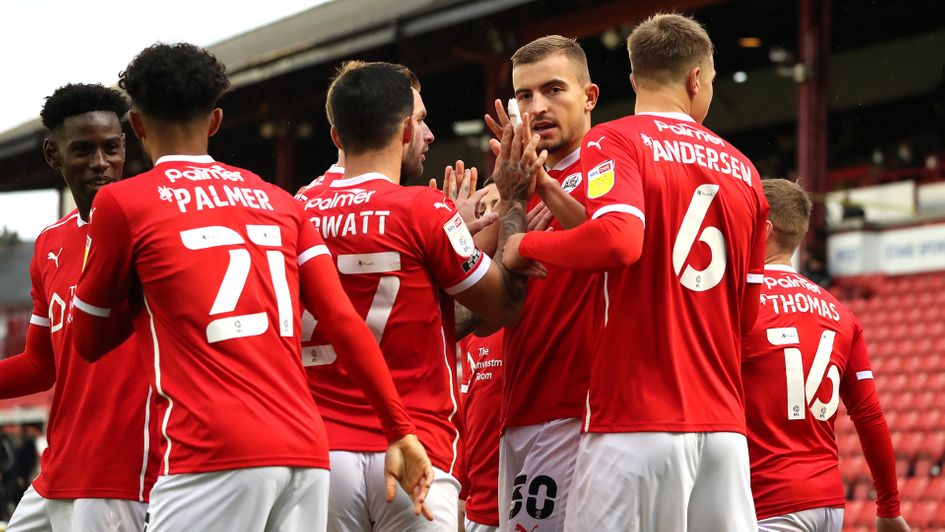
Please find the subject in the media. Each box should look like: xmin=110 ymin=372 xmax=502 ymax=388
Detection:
xmin=154 ymin=154 xmax=216 ymax=165
xmin=637 ymin=111 xmax=696 ymax=123
xmin=327 ymin=164 xmax=345 ymax=174
xmin=549 ymin=147 xmax=581 ymax=172
xmin=764 ymin=264 xmax=797 ymax=273
xmin=329 ymin=172 xmax=393 ymax=188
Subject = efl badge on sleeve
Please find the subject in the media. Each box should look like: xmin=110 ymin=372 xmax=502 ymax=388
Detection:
xmin=587 ymin=159 xmax=615 ymax=199
xmin=443 ymin=212 xmax=475 ymax=258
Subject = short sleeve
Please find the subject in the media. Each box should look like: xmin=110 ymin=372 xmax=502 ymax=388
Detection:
xmin=28 ymin=240 xmax=50 ymax=327
xmin=581 ymin=123 xmax=646 ymax=226
xmin=748 ymin=186 xmax=770 ymax=285
xmin=74 ymin=187 xmax=136 ymax=318
xmin=412 ymin=192 xmax=491 ymax=296
xmin=295 ymin=201 xmax=330 ymax=267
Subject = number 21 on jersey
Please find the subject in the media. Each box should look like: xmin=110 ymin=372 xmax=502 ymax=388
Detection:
xmin=767 ymin=327 xmax=840 ymax=421
xmin=181 ymin=225 xmax=293 ymax=344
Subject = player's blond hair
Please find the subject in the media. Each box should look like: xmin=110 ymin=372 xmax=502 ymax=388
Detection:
xmin=511 ymin=35 xmax=591 ymax=86
xmin=763 ymin=178 xmax=812 ymax=254
xmin=325 ymin=60 xmax=421 ymax=127
xmin=626 ymin=13 xmax=714 ymax=86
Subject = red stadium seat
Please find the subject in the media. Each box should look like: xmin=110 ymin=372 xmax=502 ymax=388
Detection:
xmin=901 ymin=354 xmax=923 ymax=375
xmin=916 ymin=410 xmax=943 ymax=432
xmin=893 ymin=411 xmax=920 ymax=432
xmin=924 ymin=476 xmax=945 ymax=500
xmin=899 ymin=476 xmax=929 ymax=501
xmin=911 ymin=373 xmax=931 ymax=392
xmin=844 ymin=499 xmax=870 ymax=526
xmin=911 ymin=500 xmax=939 ymax=528
xmin=840 ymin=455 xmax=870 ymax=482
xmin=914 ymin=455 xmax=936 ymax=477
xmin=926 ymin=372 xmax=945 ymax=391
xmin=838 ymin=431 xmax=861 ymax=457
xmin=913 ymin=391 xmax=937 ymax=410
xmin=918 ymin=431 xmax=945 ymax=459
xmin=897 ymin=431 xmax=925 ymax=457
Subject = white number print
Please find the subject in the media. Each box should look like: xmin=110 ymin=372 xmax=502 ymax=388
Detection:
xmin=767 ymin=327 xmax=840 ymax=421
xmin=673 ymin=184 xmax=726 ymax=291
xmin=180 ymin=225 xmax=293 ymax=344
xmin=300 ymin=251 xmax=401 ymax=366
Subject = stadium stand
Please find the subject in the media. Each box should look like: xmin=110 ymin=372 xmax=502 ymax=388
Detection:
xmin=834 ymin=271 xmax=945 ymax=531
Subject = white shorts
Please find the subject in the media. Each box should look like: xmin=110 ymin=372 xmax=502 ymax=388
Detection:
xmin=144 ymin=466 xmax=328 ymax=532
xmin=758 ymin=507 xmax=844 ymax=532
xmin=563 ymin=432 xmax=757 ymax=532
xmin=498 ymin=418 xmax=581 ymax=531
xmin=462 ymin=516 xmax=498 ymax=532
xmin=7 ymin=485 xmax=147 ymax=532
xmin=327 ymin=451 xmax=459 ymax=532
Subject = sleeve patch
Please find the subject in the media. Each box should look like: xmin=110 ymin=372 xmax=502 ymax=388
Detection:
xmin=587 ymin=160 xmax=615 ymax=199
xmin=856 ymin=370 xmax=874 ymax=381
xmin=443 ymin=212 xmax=475 ymax=258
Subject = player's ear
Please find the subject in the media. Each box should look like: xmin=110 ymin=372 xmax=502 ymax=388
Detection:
xmin=42 ymin=137 xmax=61 ymax=170
xmin=765 ymin=219 xmax=774 ymax=239
xmin=629 ymin=73 xmax=638 ymax=94
xmin=330 ymin=127 xmax=344 ymax=151
xmin=128 ymin=111 xmax=146 ymax=140
xmin=686 ymin=66 xmax=701 ymax=99
xmin=585 ymin=83 xmax=600 ymax=112
xmin=207 ymin=108 xmax=223 ymax=138
xmin=401 ymin=116 xmax=414 ymax=146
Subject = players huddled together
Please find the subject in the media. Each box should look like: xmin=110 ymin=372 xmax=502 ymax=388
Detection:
xmin=0 ymin=12 xmax=913 ymax=532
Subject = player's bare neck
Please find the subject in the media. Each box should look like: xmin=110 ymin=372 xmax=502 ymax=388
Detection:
xmin=765 ymin=251 xmax=794 ymax=266
xmin=142 ymin=122 xmax=211 ymax=163
xmin=634 ymin=91 xmax=691 ymax=119
xmin=342 ymin=146 xmax=402 ymax=185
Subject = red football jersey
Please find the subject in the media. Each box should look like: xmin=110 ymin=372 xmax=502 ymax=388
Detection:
xmin=75 ymin=155 xmax=330 ymax=475
xmin=10 ymin=211 xmax=160 ymax=500
xmin=460 ymin=330 xmax=504 ymax=526
xmin=295 ymin=164 xmax=344 ymax=202
xmin=743 ymin=265 xmax=897 ymax=519
xmin=300 ymin=172 xmax=490 ymax=474
xmin=580 ymin=112 xmax=768 ymax=434
xmin=502 ymin=149 xmax=602 ymax=427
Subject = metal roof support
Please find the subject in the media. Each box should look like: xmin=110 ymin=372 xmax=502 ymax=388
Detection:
xmin=797 ymin=0 xmax=831 ymax=260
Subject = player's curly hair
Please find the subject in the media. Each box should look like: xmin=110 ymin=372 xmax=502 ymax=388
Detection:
xmin=119 ymin=42 xmax=230 ymax=121
xmin=40 ymin=83 xmax=129 ymax=131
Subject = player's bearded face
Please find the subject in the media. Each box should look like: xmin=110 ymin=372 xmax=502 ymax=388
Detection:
xmin=401 ymin=90 xmax=434 ymax=182
xmin=48 ymin=111 xmax=125 ymax=216
xmin=513 ymin=53 xmax=590 ymax=156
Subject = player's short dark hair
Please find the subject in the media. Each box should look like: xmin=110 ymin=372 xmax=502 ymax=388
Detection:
xmin=512 ymin=35 xmax=591 ymax=85
xmin=763 ymin=178 xmax=812 ymax=254
xmin=119 ymin=42 xmax=230 ymax=121
xmin=627 ymin=13 xmax=714 ymax=86
xmin=326 ymin=61 xmax=416 ymax=155
xmin=325 ymin=60 xmax=420 ymax=129
xmin=40 ymin=83 xmax=129 ymax=131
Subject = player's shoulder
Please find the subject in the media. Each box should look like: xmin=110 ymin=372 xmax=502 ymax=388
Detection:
xmin=36 ymin=209 xmax=83 ymax=243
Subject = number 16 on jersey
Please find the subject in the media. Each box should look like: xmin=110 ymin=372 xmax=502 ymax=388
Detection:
xmin=767 ymin=327 xmax=840 ymax=421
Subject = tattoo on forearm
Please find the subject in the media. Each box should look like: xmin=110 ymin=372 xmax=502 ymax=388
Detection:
xmin=494 ymin=197 xmax=529 ymax=314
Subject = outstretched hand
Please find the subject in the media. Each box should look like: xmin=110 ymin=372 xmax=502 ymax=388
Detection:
xmin=491 ymin=112 xmax=547 ymax=203
xmin=384 ymin=434 xmax=434 ymax=521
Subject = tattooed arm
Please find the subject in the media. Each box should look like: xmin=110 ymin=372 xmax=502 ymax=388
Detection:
xmin=449 ymin=118 xmax=546 ymax=326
